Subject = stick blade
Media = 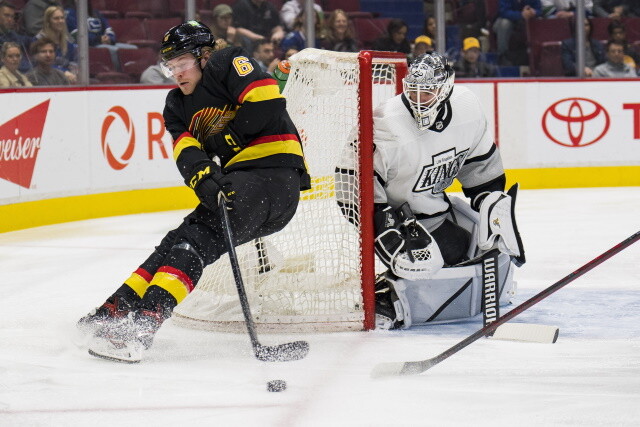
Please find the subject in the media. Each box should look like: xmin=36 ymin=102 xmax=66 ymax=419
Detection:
xmin=256 ymin=340 xmax=309 ymax=362
xmin=371 ymin=359 xmax=434 ymax=378
xmin=491 ymin=323 xmax=559 ymax=343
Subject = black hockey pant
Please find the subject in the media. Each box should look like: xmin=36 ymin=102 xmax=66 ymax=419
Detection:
xmin=128 ymin=167 xmax=301 ymax=311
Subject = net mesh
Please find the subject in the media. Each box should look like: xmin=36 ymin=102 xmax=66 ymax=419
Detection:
xmin=172 ymin=49 xmax=403 ymax=333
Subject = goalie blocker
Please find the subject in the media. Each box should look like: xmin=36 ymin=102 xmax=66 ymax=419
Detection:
xmin=375 ymin=196 xmax=521 ymax=329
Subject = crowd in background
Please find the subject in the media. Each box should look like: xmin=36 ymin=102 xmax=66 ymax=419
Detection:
xmin=1 ymin=0 xmax=639 ymax=88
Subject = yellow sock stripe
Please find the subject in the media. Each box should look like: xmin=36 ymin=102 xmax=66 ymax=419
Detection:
xmin=123 ymin=272 xmax=150 ymax=298
xmin=150 ymin=271 xmax=191 ymax=303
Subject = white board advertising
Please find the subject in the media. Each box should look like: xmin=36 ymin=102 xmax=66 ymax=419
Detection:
xmin=498 ymin=80 xmax=640 ymax=169
xmin=0 ymin=88 xmax=179 ymax=205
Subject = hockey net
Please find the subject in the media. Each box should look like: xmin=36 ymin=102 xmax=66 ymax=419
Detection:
xmin=173 ymin=49 xmax=408 ymax=333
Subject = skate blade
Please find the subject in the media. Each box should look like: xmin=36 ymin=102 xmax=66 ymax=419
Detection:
xmin=88 ymin=337 xmax=143 ymax=363
xmin=88 ymin=348 xmax=141 ymax=364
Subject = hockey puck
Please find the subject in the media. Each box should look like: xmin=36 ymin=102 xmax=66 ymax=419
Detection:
xmin=267 ymin=380 xmax=287 ymax=392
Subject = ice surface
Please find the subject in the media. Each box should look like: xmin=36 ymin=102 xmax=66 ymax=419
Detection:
xmin=1 ymin=188 xmax=639 ymax=426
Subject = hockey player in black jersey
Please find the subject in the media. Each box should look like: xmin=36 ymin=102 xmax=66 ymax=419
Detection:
xmin=78 ymin=21 xmax=310 ymax=362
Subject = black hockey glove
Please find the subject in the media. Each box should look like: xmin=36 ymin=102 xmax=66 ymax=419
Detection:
xmin=395 ymin=203 xmax=433 ymax=263
xmin=186 ymin=162 xmax=235 ymax=210
xmin=210 ymin=123 xmax=246 ymax=155
xmin=374 ymin=204 xmax=405 ymax=271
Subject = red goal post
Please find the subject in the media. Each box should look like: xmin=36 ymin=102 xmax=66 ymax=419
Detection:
xmin=357 ymin=51 xmax=408 ymax=329
xmin=172 ymin=49 xmax=408 ymax=333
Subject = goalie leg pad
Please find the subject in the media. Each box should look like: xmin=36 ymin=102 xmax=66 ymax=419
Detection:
xmin=374 ymin=273 xmax=412 ymax=330
xmin=478 ymin=184 xmax=525 ymax=265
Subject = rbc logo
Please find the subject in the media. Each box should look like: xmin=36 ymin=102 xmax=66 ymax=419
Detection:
xmin=101 ymin=106 xmax=136 ymax=170
xmin=542 ymin=98 xmax=610 ymax=148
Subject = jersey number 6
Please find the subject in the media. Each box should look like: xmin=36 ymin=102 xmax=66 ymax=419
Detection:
xmin=233 ymin=56 xmax=254 ymax=76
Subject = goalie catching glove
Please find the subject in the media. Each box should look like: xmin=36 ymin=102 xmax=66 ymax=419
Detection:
xmin=477 ymin=183 xmax=526 ymax=266
xmin=374 ymin=203 xmax=444 ymax=280
xmin=187 ymin=162 xmax=235 ymax=210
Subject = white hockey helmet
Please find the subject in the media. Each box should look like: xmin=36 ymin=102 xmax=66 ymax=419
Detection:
xmin=402 ymin=52 xmax=455 ymax=130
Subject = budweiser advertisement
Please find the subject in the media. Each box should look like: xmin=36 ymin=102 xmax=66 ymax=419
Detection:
xmin=0 ymin=100 xmax=49 ymax=188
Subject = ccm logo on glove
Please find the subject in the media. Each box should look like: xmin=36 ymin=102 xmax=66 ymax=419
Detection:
xmin=189 ymin=165 xmax=213 ymax=189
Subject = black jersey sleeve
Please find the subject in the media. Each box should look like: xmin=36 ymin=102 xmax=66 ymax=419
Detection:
xmin=163 ymin=89 xmax=213 ymax=180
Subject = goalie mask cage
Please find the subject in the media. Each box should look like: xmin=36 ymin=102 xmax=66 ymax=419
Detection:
xmin=173 ymin=49 xmax=408 ymax=332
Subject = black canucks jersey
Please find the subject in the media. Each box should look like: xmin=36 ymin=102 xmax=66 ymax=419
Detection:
xmin=163 ymin=46 xmax=310 ymax=189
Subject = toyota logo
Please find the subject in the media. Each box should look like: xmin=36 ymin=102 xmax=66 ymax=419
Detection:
xmin=542 ymin=98 xmax=610 ymax=148
xmin=101 ymin=106 xmax=135 ymax=170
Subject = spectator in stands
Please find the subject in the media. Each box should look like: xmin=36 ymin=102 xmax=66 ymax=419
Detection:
xmin=64 ymin=0 xmax=136 ymax=71
xmin=0 ymin=1 xmax=34 ymax=72
xmin=561 ymin=18 xmax=605 ymax=76
xmin=320 ymin=9 xmax=359 ymax=53
xmin=140 ymin=56 xmax=176 ymax=85
xmin=411 ymin=35 xmax=434 ymax=61
xmin=541 ymin=0 xmax=593 ymax=19
xmin=372 ymin=19 xmax=411 ymax=56
xmin=22 ymin=0 xmax=59 ymax=36
xmin=232 ymin=0 xmax=285 ymax=49
xmin=607 ymin=19 xmax=638 ymax=70
xmin=26 ymin=36 xmax=69 ymax=85
xmin=454 ymin=37 xmax=497 ymax=77
xmin=252 ymin=38 xmax=278 ymax=73
xmin=594 ymin=0 xmax=639 ymax=18
xmin=423 ymin=1 xmax=456 ymax=24
xmin=0 ymin=41 xmax=32 ymax=87
xmin=280 ymin=0 xmax=322 ymax=32
xmin=594 ymin=0 xmax=622 ymax=18
xmin=35 ymin=5 xmax=76 ymax=83
xmin=280 ymin=8 xmax=323 ymax=52
xmin=423 ymin=15 xmax=436 ymax=45
xmin=209 ymin=4 xmax=242 ymax=47
xmin=592 ymin=40 xmax=637 ymax=77
xmin=284 ymin=47 xmax=298 ymax=59
xmin=493 ymin=0 xmax=541 ymax=66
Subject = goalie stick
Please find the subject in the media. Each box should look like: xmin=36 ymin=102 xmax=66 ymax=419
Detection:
xmin=219 ymin=197 xmax=309 ymax=362
xmin=371 ymin=230 xmax=640 ymax=378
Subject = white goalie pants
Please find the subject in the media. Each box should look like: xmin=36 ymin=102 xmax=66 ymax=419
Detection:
xmin=398 ymin=196 xmax=517 ymax=325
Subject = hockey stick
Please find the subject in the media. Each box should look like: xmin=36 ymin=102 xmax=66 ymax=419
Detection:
xmin=371 ymin=230 xmax=640 ymax=378
xmin=219 ymin=197 xmax=309 ymax=362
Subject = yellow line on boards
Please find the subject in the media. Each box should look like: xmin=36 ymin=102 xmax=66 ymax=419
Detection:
xmin=0 ymin=187 xmax=198 ymax=233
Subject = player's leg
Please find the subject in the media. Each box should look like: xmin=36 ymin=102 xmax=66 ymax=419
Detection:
xmin=77 ymin=226 xmax=183 ymax=334
xmin=89 ymin=168 xmax=301 ymax=359
xmin=133 ymin=168 xmax=301 ymax=345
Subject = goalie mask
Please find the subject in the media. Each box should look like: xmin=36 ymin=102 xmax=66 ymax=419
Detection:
xmin=403 ymin=53 xmax=455 ymax=130
xmin=160 ymin=21 xmax=216 ymax=77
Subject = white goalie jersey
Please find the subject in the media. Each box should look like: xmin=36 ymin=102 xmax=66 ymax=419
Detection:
xmin=373 ymin=85 xmax=505 ymax=231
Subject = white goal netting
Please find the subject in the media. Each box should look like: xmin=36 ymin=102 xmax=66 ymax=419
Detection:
xmin=173 ymin=49 xmax=406 ymax=333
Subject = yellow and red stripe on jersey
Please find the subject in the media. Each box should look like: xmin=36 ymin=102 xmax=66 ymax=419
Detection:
xmin=237 ymin=78 xmax=283 ymax=104
xmin=124 ymin=268 xmax=153 ymax=298
xmin=224 ymin=134 xmax=304 ymax=168
xmin=173 ymin=131 xmax=202 ymax=161
xmin=149 ymin=266 xmax=195 ymax=303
